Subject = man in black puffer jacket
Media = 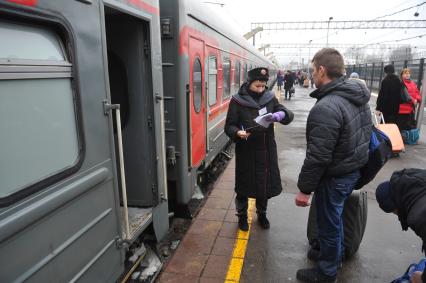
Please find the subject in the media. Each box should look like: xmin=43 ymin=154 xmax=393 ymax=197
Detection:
xmin=376 ymin=168 xmax=426 ymax=283
xmin=295 ymin=48 xmax=372 ymax=283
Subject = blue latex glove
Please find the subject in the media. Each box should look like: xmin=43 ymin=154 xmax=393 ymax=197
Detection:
xmin=265 ymin=111 xmax=285 ymax=122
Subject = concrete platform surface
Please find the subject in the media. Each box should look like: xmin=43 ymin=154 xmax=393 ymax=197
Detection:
xmin=241 ymin=193 xmax=423 ymax=283
xmin=159 ymin=85 xmax=426 ymax=283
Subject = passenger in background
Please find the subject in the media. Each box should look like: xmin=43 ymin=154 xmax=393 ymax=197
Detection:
xmin=376 ymin=64 xmax=402 ymax=124
xmin=295 ymin=48 xmax=371 ymax=283
xmin=292 ymin=70 xmax=297 ymax=86
xmin=277 ymin=70 xmax=284 ymax=91
xmin=284 ymin=70 xmax=295 ymax=100
xmin=349 ymin=72 xmax=367 ymax=87
xmin=397 ymin=68 xmax=421 ymax=131
xmin=224 ymin=67 xmax=294 ymax=231
xmin=376 ymin=168 xmax=426 ymax=283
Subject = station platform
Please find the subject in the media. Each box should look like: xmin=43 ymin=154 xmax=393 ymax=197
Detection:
xmin=158 ymin=85 xmax=426 ymax=283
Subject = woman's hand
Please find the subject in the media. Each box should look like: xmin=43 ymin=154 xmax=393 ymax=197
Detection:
xmin=237 ymin=130 xmax=250 ymax=140
xmin=413 ymin=99 xmax=418 ymax=105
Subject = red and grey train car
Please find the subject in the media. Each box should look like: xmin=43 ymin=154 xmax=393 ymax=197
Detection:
xmin=160 ymin=0 xmax=277 ymax=212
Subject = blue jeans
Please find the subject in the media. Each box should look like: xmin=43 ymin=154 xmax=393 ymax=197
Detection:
xmin=315 ymin=170 xmax=360 ymax=277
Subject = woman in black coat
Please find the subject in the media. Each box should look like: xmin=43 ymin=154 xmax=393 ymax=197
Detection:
xmin=376 ymin=64 xmax=402 ymax=124
xmin=225 ymin=67 xmax=294 ymax=231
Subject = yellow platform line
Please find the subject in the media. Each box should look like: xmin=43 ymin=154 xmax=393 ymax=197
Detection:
xmin=225 ymin=198 xmax=255 ymax=283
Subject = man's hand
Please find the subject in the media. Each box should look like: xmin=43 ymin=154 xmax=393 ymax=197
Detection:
xmin=237 ymin=130 xmax=250 ymax=140
xmin=295 ymin=192 xmax=311 ymax=207
xmin=411 ymin=271 xmax=423 ymax=283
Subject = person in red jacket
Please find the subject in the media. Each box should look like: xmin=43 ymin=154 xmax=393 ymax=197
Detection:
xmin=398 ymin=68 xmax=421 ymax=130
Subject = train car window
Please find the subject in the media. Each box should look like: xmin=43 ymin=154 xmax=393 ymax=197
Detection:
xmin=208 ymin=56 xmax=217 ymax=106
xmin=235 ymin=60 xmax=241 ymax=90
xmin=0 ymin=20 xmax=79 ymax=203
xmin=0 ymin=21 xmax=65 ymax=61
xmin=222 ymin=58 xmax=231 ymax=100
xmin=193 ymin=58 xmax=202 ymax=113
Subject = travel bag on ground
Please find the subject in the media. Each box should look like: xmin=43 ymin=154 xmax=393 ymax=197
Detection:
xmin=401 ymin=128 xmax=420 ymax=145
xmin=307 ymin=190 xmax=368 ymax=259
xmin=354 ymin=126 xmax=392 ymax=190
xmin=375 ymin=114 xmax=405 ymax=153
xmin=391 ymin=258 xmax=426 ymax=283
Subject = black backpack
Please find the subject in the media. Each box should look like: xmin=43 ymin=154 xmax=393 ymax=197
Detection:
xmin=354 ymin=126 xmax=393 ymax=190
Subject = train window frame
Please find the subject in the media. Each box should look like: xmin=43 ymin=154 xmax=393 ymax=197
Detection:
xmin=0 ymin=18 xmax=83 ymax=207
xmin=192 ymin=57 xmax=202 ymax=113
xmin=235 ymin=60 xmax=241 ymax=91
xmin=222 ymin=57 xmax=231 ymax=100
xmin=242 ymin=63 xmax=247 ymax=82
xmin=208 ymin=56 xmax=217 ymax=106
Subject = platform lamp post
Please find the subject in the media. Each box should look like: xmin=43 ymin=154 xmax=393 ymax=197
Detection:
xmin=244 ymin=26 xmax=263 ymax=46
xmin=308 ymin=39 xmax=312 ymax=76
xmin=326 ymin=16 xmax=333 ymax=47
xmin=266 ymin=52 xmax=274 ymax=58
xmin=258 ymin=44 xmax=270 ymax=56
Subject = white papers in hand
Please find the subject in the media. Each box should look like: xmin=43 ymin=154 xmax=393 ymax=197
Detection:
xmin=254 ymin=113 xmax=273 ymax=128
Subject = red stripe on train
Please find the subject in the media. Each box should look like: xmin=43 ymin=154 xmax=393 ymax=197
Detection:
xmin=6 ymin=0 xmax=37 ymax=6
xmin=128 ymin=0 xmax=159 ymax=16
xmin=209 ymin=99 xmax=230 ymax=121
xmin=179 ymin=26 xmax=220 ymax=55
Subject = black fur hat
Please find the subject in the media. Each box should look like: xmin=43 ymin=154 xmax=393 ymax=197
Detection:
xmin=247 ymin=67 xmax=269 ymax=83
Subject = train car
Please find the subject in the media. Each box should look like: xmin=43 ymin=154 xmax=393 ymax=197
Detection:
xmin=159 ymin=0 xmax=277 ymax=214
xmin=0 ymin=0 xmax=169 ymax=281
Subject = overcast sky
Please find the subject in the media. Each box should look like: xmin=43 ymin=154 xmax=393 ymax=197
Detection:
xmin=205 ymin=0 xmax=426 ymax=66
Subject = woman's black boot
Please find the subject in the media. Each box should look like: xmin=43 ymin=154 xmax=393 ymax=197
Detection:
xmin=238 ymin=216 xmax=249 ymax=231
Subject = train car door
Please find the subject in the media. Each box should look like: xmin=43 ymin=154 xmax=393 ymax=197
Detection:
xmin=188 ymin=37 xmax=206 ymax=167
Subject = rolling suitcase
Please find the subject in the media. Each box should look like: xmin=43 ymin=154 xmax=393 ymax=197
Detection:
xmin=307 ymin=190 xmax=368 ymax=259
xmin=374 ymin=114 xmax=405 ymax=153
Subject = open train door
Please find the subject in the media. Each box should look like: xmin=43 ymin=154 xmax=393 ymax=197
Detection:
xmin=188 ymin=37 xmax=206 ymax=167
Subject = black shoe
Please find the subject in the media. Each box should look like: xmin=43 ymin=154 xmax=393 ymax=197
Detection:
xmin=238 ymin=216 xmax=248 ymax=231
xmin=257 ymin=214 xmax=270 ymax=229
xmin=307 ymin=248 xmax=343 ymax=268
xmin=296 ymin=268 xmax=336 ymax=283
xmin=307 ymin=247 xmax=320 ymax=261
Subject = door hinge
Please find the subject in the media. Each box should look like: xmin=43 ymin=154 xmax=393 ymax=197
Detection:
xmin=115 ymin=237 xmax=131 ymax=249
xmin=155 ymin=92 xmax=163 ymax=103
xmin=103 ymin=100 xmax=119 ymax=115
xmin=147 ymin=115 xmax=153 ymax=129
xmin=144 ymin=40 xmax=150 ymax=57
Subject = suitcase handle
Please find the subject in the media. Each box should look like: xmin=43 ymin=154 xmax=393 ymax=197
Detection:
xmin=372 ymin=112 xmax=385 ymax=125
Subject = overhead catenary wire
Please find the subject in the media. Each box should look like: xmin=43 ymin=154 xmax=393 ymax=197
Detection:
xmin=309 ymin=1 xmax=426 ymax=43
xmin=355 ymin=33 xmax=426 ymax=49
xmin=373 ymin=1 xmax=426 ymax=20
